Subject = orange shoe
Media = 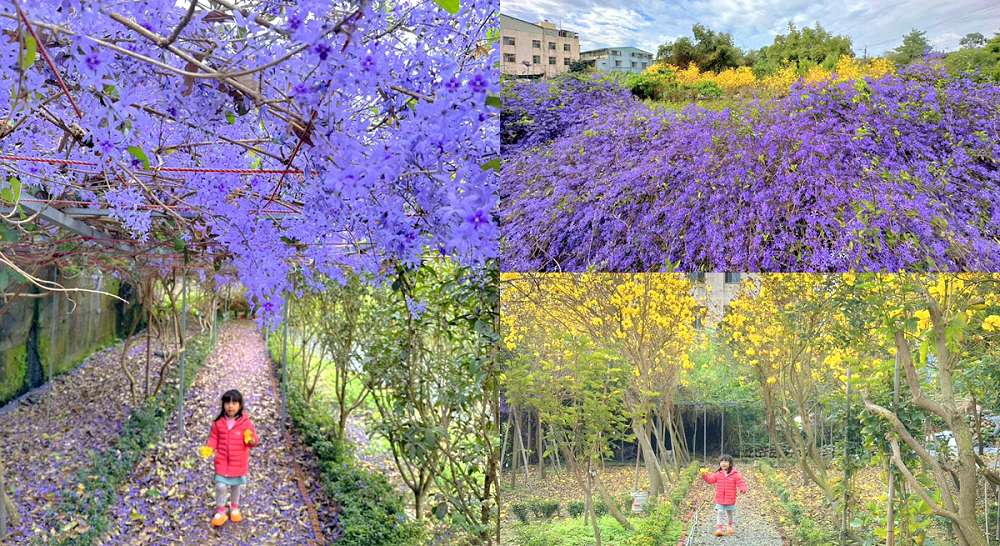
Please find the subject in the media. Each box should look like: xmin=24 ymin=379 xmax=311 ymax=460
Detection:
xmin=727 ymin=525 xmax=735 ymax=535
xmin=230 ymin=507 xmax=243 ymax=523
xmin=211 ymin=510 xmax=228 ymax=527
xmin=713 ymin=525 xmax=725 ymax=537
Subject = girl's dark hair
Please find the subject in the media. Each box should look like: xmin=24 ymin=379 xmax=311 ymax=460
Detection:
xmin=215 ymin=389 xmax=244 ymax=421
xmin=718 ymin=454 xmax=735 ymax=472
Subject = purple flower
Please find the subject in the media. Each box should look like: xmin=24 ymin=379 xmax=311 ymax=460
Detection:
xmin=313 ymin=42 xmax=333 ymax=61
xmin=465 ymin=208 xmax=489 ymax=229
xmin=362 ymin=55 xmax=376 ymax=72
xmin=467 ymin=73 xmax=488 ymax=94
xmin=443 ymin=77 xmax=461 ymax=93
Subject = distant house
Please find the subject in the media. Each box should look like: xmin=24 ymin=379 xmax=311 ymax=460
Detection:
xmin=500 ymin=14 xmax=581 ymax=78
xmin=580 ymin=46 xmax=655 ymax=74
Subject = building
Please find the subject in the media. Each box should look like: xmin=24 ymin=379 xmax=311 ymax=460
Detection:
xmin=500 ymin=14 xmax=580 ymax=78
xmin=580 ymin=46 xmax=654 ymax=73
xmin=689 ymin=273 xmax=750 ymax=327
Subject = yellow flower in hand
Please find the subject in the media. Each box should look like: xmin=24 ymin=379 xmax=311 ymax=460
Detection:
xmin=198 ymin=446 xmax=214 ymax=459
xmin=243 ymin=429 xmax=253 ymax=445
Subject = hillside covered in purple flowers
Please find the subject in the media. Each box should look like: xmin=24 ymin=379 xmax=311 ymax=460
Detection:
xmin=501 ymin=67 xmax=1000 ymax=272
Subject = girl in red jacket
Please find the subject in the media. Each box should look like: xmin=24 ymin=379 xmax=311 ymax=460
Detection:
xmin=198 ymin=389 xmax=259 ymax=527
xmin=700 ymin=454 xmax=748 ymax=537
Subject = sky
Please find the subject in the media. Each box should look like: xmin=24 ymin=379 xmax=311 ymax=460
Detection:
xmin=501 ymin=0 xmax=1000 ymax=56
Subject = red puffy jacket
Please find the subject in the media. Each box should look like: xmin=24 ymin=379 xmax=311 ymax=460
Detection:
xmin=206 ymin=413 xmax=259 ymax=477
xmin=702 ymin=468 xmax=747 ymax=505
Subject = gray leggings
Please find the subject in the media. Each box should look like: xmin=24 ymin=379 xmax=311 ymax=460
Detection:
xmin=215 ymin=483 xmax=242 ymax=507
xmin=716 ymin=508 xmax=735 ymax=525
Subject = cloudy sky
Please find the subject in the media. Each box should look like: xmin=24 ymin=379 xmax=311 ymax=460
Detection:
xmin=501 ymin=0 xmax=1000 ymax=56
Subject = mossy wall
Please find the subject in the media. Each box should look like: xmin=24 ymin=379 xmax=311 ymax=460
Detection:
xmin=0 ymin=268 xmax=138 ymax=406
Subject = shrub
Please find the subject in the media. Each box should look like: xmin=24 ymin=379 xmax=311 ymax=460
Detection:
xmin=627 ymin=462 xmax=700 ymax=546
xmin=269 ymin=338 xmax=423 ymax=546
xmin=514 ymin=515 xmax=633 ymax=546
xmin=692 ymin=80 xmax=723 ymax=99
xmin=511 ymin=502 xmax=530 ymax=523
xmin=567 ymin=500 xmax=585 ymax=518
xmin=539 ymin=500 xmax=560 ymax=519
xmin=592 ymin=499 xmax=609 ymax=517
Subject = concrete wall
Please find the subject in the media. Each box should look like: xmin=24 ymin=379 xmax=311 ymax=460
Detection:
xmin=0 ymin=268 xmax=138 ymax=405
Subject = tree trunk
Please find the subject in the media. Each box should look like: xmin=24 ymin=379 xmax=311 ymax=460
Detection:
xmin=585 ymin=467 xmax=601 ymax=546
xmin=666 ymin=406 xmax=683 ymax=466
xmin=537 ymin=413 xmax=545 ymax=479
xmin=593 ymin=472 xmax=632 ymax=529
xmin=632 ymin=418 xmax=664 ymax=498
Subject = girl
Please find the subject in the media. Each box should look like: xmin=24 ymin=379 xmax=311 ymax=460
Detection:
xmin=198 ymin=390 xmax=260 ymax=527
xmin=700 ymin=454 xmax=748 ymax=537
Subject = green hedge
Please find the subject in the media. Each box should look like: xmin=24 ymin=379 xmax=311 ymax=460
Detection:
xmin=758 ymin=462 xmax=839 ymax=545
xmin=628 ymin=462 xmax=701 ymax=546
xmin=267 ymin=335 xmax=423 ymax=546
xmin=53 ymin=329 xmax=216 ymax=546
xmin=514 ymin=462 xmax=701 ymax=546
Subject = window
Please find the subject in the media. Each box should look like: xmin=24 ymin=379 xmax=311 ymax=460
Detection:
xmin=689 ymin=272 xmax=706 ymax=283
xmin=563 ymin=43 xmax=570 ymax=52
xmin=641 ymin=62 xmax=648 ymax=69
xmin=724 ymin=272 xmax=742 ymax=284
xmin=548 ymin=56 xmax=556 ymax=64
xmin=549 ymin=42 xmax=556 ymax=50
xmin=631 ymin=61 xmax=637 ymax=67
xmin=564 ymin=57 xmax=571 ymax=65
xmin=502 ymin=36 xmax=515 ymax=46
xmin=503 ymin=53 xmax=516 ymax=63
xmin=615 ymin=60 xmax=622 ymax=67
xmin=533 ymin=55 xmax=540 ymax=64
xmin=532 ymin=39 xmax=541 ymax=48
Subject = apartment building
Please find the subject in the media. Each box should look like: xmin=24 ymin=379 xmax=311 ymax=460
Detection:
xmin=688 ymin=272 xmax=751 ymax=328
xmin=580 ymin=46 xmax=655 ymax=73
xmin=500 ymin=14 xmax=580 ymax=78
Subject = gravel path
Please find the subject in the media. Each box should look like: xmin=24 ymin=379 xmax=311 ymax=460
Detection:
xmin=100 ymin=321 xmax=322 ymax=545
xmin=0 ymin=330 xmax=189 ymax=544
xmin=685 ymin=464 xmax=785 ymax=546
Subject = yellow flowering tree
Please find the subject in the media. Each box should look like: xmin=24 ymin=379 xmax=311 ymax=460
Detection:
xmin=848 ymin=274 xmax=1000 ymax=546
xmin=502 ymin=273 xmax=697 ymax=499
xmin=721 ymin=274 xmax=861 ymax=511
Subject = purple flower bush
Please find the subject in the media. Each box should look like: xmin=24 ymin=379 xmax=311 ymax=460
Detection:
xmin=501 ymin=70 xmax=1000 ymax=271
xmin=501 ymin=75 xmax=636 ymax=155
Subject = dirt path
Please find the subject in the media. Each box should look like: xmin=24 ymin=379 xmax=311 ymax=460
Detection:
xmin=0 ymin=331 xmax=189 ymax=544
xmin=100 ymin=321 xmax=323 ymax=545
xmin=683 ymin=464 xmax=785 ymax=546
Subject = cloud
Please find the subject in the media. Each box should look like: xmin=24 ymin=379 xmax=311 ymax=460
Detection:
xmin=501 ymin=0 xmax=1000 ymax=57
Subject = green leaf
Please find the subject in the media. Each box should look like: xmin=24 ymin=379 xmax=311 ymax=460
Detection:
xmin=1 ymin=176 xmax=22 ymax=205
xmin=485 ymin=94 xmax=500 ymax=109
xmin=20 ymin=35 xmax=37 ymax=71
xmin=226 ymin=111 xmax=236 ymax=124
xmin=127 ymin=146 xmax=150 ymax=170
xmin=479 ymin=159 xmax=500 ymax=172
xmin=433 ymin=0 xmax=460 ymax=14
xmin=0 ymin=224 xmax=18 ymax=243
